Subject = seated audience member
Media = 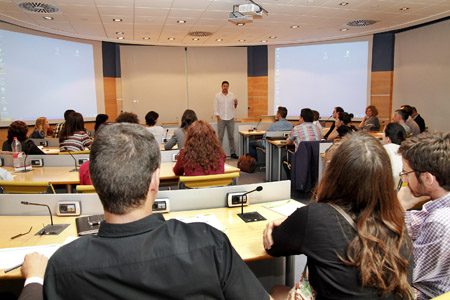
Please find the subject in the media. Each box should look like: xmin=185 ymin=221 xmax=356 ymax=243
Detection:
xmin=79 ymin=161 xmax=91 ymax=185
xmin=17 ymin=123 xmax=270 ymax=300
xmin=398 ymin=132 xmax=450 ymax=300
xmin=173 ymin=120 xmax=225 ymax=176
xmin=2 ymin=121 xmax=44 ymax=154
xmin=165 ymin=109 xmax=197 ymax=150
xmin=53 ymin=109 xmax=75 ymax=138
xmin=323 ymin=106 xmax=344 ymax=140
xmin=145 ymin=111 xmax=165 ymax=144
xmin=0 ymin=167 xmax=13 ymax=181
xmin=264 ymin=132 xmax=414 ymax=300
xmin=327 ymin=112 xmax=356 ymax=141
xmin=383 ymin=123 xmax=406 ymax=185
xmin=359 ymin=105 xmax=380 ymax=131
xmin=312 ymin=110 xmax=322 ymax=133
xmin=286 ymin=108 xmax=321 ymax=151
xmin=400 ymin=105 xmax=420 ymax=136
xmin=59 ymin=112 xmax=93 ymax=152
xmin=94 ymin=114 xmax=108 ymax=135
xmin=249 ymin=106 xmax=293 ymax=160
xmin=18 ymin=253 xmax=48 ymax=300
xmin=411 ymin=106 xmax=425 ymax=133
xmin=393 ymin=109 xmax=411 ymax=136
xmin=29 ymin=117 xmax=50 ymax=139
xmin=116 ymin=111 xmax=139 ymax=124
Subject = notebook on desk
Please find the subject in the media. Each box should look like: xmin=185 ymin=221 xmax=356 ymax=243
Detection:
xmin=75 ymin=214 xmax=104 ymax=236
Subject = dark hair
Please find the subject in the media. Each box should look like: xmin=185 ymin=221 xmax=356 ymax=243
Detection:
xmin=59 ymin=112 xmax=86 ymax=143
xmin=338 ymin=112 xmax=354 ymax=125
xmin=399 ymin=132 xmax=450 ymax=191
xmin=401 ymin=105 xmax=413 ymax=117
xmin=300 ymin=108 xmax=314 ymax=123
xmin=64 ymin=109 xmax=75 ymax=120
xmin=7 ymin=121 xmax=29 ymax=142
xmin=94 ymin=114 xmax=109 ymax=132
xmin=116 ymin=112 xmax=139 ymax=124
xmin=89 ymin=123 xmax=161 ymax=214
xmin=384 ymin=123 xmax=406 ymax=145
xmin=316 ymin=132 xmax=412 ymax=298
xmin=180 ymin=109 xmax=198 ymax=129
xmin=278 ymin=106 xmax=288 ymax=119
xmin=335 ymin=107 xmax=344 ymax=114
xmin=183 ymin=121 xmax=225 ymax=173
xmin=312 ymin=110 xmax=320 ymax=122
xmin=145 ymin=111 xmax=159 ymax=126
xmin=411 ymin=107 xmax=417 ymax=113
xmin=221 ymin=81 xmax=229 ymax=86
xmin=366 ymin=105 xmax=378 ymax=116
xmin=395 ymin=109 xmax=408 ymax=121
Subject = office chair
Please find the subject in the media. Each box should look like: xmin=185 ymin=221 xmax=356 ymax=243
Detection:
xmin=75 ymin=185 xmax=96 ymax=193
xmin=0 ymin=181 xmax=55 ymax=194
xmin=178 ymin=172 xmax=240 ymax=189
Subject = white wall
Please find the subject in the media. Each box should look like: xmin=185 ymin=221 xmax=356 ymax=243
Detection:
xmin=393 ymin=19 xmax=450 ymax=132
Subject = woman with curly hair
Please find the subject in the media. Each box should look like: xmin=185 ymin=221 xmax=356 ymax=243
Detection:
xmin=359 ymin=105 xmax=380 ymax=132
xmin=173 ymin=120 xmax=225 ymax=176
xmin=2 ymin=121 xmax=44 ymax=154
xmin=264 ymin=131 xmax=414 ymax=300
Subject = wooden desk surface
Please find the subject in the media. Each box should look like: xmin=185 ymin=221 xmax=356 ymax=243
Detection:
xmin=238 ymin=130 xmax=266 ymax=136
xmin=159 ymin=162 xmax=240 ymax=180
xmin=0 ymin=202 xmax=285 ymax=279
xmin=267 ymin=139 xmax=288 ymax=147
xmin=37 ymin=144 xmax=176 ymax=155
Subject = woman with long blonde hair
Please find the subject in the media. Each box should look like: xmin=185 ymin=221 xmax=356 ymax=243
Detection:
xmin=29 ymin=117 xmax=49 ymax=138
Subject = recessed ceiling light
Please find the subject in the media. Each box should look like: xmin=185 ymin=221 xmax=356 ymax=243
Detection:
xmin=269 ymin=36 xmax=277 ymax=39
xmin=238 ymin=39 xmax=246 ymax=42
xmin=42 ymin=16 xmax=54 ymax=20
xmin=116 ymin=32 xmax=124 ymax=35
xmin=216 ymin=39 xmax=223 ymax=42
xmin=340 ymin=28 xmax=348 ymax=31
xmin=168 ymin=37 xmax=175 ymax=41
xmin=177 ymin=20 xmax=186 ymax=23
xmin=143 ymin=37 xmax=150 ymax=40
xmin=236 ymin=23 xmax=245 ymax=26
xmin=339 ymin=2 xmax=349 ymax=6
xmin=261 ymin=40 xmax=267 ymax=43
xmin=113 ymin=18 xmax=122 ymax=22
xmin=291 ymin=25 xmax=299 ymax=29
xmin=400 ymin=7 xmax=409 ymax=11
xmin=117 ymin=36 xmax=124 ymax=40
xmin=192 ymin=38 xmax=199 ymax=41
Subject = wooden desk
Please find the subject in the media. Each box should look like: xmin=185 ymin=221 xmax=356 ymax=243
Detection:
xmin=238 ymin=130 xmax=265 ymax=156
xmin=266 ymin=140 xmax=293 ymax=181
xmin=40 ymin=147 xmax=60 ymax=155
xmin=0 ymin=203 xmax=284 ymax=279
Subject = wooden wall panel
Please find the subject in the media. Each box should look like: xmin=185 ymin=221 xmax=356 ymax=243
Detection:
xmin=103 ymin=77 xmax=119 ymax=121
xmin=370 ymin=71 xmax=393 ymax=123
xmin=248 ymin=76 xmax=268 ymax=117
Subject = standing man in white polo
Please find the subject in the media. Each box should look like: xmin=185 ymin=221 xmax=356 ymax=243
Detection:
xmin=215 ymin=80 xmax=238 ymax=159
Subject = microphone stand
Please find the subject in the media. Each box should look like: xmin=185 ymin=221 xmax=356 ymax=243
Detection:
xmin=237 ymin=186 xmax=266 ymax=223
xmin=65 ymin=147 xmax=79 ymax=172
xmin=21 ymin=201 xmax=69 ymax=235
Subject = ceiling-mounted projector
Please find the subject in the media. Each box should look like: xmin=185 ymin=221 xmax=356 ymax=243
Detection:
xmin=238 ymin=4 xmax=262 ymax=16
xmin=228 ymin=11 xmax=253 ymax=24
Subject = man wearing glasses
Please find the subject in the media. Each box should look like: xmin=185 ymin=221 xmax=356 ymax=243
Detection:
xmin=398 ymin=132 xmax=450 ymax=300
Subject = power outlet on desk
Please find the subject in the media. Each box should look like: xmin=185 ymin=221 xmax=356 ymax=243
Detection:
xmin=227 ymin=192 xmax=249 ymax=208
xmin=39 ymin=141 xmax=49 ymax=147
xmin=153 ymin=198 xmax=170 ymax=213
xmin=172 ymin=153 xmax=179 ymax=162
xmin=31 ymin=159 xmax=44 ymax=167
xmin=78 ymin=158 xmax=89 ymax=166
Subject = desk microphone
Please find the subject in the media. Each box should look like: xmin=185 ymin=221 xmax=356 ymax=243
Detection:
xmin=21 ymin=201 xmax=69 ymax=235
xmin=65 ymin=147 xmax=79 ymax=172
xmin=237 ymin=186 xmax=266 ymax=223
xmin=163 ymin=129 xmax=169 ymax=143
xmin=254 ymin=118 xmax=262 ymax=131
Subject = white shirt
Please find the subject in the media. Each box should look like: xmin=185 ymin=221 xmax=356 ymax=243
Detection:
xmin=313 ymin=120 xmax=322 ymax=133
xmin=146 ymin=126 xmax=166 ymax=144
xmin=214 ymin=92 xmax=236 ymax=121
xmin=383 ymin=143 xmax=402 ymax=186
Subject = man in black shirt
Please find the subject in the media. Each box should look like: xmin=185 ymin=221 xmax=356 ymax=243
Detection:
xmin=19 ymin=123 xmax=270 ymax=300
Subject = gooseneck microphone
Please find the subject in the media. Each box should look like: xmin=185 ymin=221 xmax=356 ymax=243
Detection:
xmin=21 ymin=201 xmax=69 ymax=235
xmin=65 ymin=147 xmax=79 ymax=172
xmin=237 ymin=186 xmax=266 ymax=223
xmin=255 ymin=118 xmax=262 ymax=131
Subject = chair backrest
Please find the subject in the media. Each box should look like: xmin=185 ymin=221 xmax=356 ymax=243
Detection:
xmin=0 ymin=181 xmax=55 ymax=194
xmin=178 ymin=172 xmax=240 ymax=189
xmin=59 ymin=150 xmax=90 ymax=155
xmin=76 ymin=185 xmax=96 ymax=193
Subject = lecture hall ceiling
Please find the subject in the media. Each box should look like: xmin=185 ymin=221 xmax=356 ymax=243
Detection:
xmin=0 ymin=0 xmax=449 ymax=46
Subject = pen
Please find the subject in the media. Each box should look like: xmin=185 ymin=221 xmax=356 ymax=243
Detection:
xmin=4 ymin=263 xmax=22 ymax=273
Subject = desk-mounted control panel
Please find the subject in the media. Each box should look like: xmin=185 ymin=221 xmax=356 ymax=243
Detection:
xmin=56 ymin=201 xmax=81 ymax=216
xmin=227 ymin=192 xmax=250 ymax=208
xmin=153 ymin=198 xmax=170 ymax=213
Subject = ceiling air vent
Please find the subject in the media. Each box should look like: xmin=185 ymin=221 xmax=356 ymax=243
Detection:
xmin=345 ymin=19 xmax=377 ymax=27
xmin=18 ymin=2 xmax=60 ymax=14
xmin=188 ymin=31 xmax=212 ymax=37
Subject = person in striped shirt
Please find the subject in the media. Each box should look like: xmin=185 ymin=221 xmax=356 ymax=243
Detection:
xmin=286 ymin=108 xmax=321 ymax=151
xmin=59 ymin=112 xmax=93 ymax=152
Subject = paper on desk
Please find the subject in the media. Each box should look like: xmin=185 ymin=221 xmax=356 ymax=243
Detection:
xmin=177 ymin=213 xmax=227 ymax=233
xmin=263 ymin=200 xmax=305 ymax=217
xmin=0 ymin=244 xmax=60 ymax=269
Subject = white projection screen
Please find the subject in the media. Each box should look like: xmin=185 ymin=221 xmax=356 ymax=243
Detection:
xmin=120 ymin=45 xmax=247 ymax=124
xmin=268 ymin=37 xmax=372 ymax=119
xmin=0 ymin=23 xmax=104 ymax=126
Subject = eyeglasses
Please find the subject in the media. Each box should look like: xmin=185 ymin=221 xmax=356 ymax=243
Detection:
xmin=399 ymin=170 xmax=415 ymax=177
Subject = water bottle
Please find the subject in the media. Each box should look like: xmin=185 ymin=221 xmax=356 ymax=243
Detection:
xmin=12 ymin=137 xmax=23 ymax=171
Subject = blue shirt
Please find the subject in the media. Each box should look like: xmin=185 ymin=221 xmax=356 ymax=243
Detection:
xmin=262 ymin=118 xmax=293 ymax=146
